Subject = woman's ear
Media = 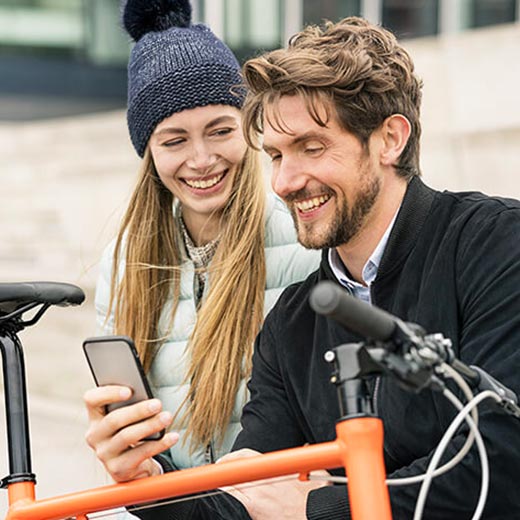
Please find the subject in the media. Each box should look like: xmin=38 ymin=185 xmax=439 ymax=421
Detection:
xmin=379 ymin=114 xmax=411 ymax=166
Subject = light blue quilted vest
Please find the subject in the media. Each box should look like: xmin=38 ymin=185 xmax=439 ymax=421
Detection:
xmin=95 ymin=194 xmax=320 ymax=469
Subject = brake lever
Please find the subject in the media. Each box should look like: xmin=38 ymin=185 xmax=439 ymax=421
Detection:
xmin=469 ymin=365 xmax=520 ymax=419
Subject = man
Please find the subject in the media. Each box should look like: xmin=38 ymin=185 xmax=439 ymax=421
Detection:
xmin=133 ymin=16 xmax=520 ymax=519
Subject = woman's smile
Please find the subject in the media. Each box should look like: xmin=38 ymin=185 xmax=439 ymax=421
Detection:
xmin=181 ymin=168 xmax=229 ymax=192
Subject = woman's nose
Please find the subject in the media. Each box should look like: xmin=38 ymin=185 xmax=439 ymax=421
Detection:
xmin=186 ymin=142 xmax=217 ymax=171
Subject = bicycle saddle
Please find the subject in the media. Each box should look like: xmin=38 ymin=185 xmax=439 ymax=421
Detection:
xmin=0 ymin=282 xmax=85 ymax=314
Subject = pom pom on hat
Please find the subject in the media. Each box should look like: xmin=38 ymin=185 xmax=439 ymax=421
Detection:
xmin=123 ymin=0 xmax=192 ymax=42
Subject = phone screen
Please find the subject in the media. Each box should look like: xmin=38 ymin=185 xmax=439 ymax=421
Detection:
xmin=83 ymin=335 xmax=164 ymax=440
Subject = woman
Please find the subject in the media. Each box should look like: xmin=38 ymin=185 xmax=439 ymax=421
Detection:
xmin=84 ymin=0 xmax=319 ymax=483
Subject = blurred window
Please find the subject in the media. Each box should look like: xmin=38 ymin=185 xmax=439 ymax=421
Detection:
xmin=84 ymin=0 xmax=129 ymax=66
xmin=225 ymin=0 xmax=245 ymax=48
xmin=0 ymin=0 xmax=129 ymax=65
xmin=0 ymin=0 xmax=83 ymax=51
xmin=303 ymin=0 xmax=361 ymax=25
xmin=224 ymin=0 xmax=283 ymax=59
xmin=469 ymin=0 xmax=517 ymax=28
xmin=382 ymin=0 xmax=440 ymax=38
xmin=249 ymin=0 xmax=282 ymax=47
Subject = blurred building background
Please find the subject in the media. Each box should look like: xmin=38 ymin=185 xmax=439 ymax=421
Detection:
xmin=2 ymin=0 xmax=519 ymax=119
xmin=1 ymin=0 xmax=519 ymax=514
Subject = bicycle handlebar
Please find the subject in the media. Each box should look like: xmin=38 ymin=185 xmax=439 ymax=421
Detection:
xmin=309 ymin=281 xmax=397 ymax=341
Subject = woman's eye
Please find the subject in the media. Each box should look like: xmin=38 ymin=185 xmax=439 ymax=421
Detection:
xmin=211 ymin=128 xmax=233 ymax=137
xmin=269 ymin=153 xmax=281 ymax=162
xmin=163 ymin=138 xmax=185 ymax=147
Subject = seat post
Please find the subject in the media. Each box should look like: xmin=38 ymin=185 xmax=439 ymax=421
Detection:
xmin=0 ymin=330 xmax=35 ymax=486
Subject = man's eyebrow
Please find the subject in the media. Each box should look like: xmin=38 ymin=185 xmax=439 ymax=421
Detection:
xmin=292 ymin=131 xmax=325 ymax=144
xmin=153 ymin=115 xmax=237 ymax=136
xmin=262 ymin=144 xmax=279 ymax=154
xmin=263 ymin=131 xmax=325 ymax=151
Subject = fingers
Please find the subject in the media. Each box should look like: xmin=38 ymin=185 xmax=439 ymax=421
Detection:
xmin=85 ymin=397 xmax=171 ymax=451
xmin=223 ymin=471 xmax=329 ymax=519
xmin=83 ymin=385 xmax=180 ymax=483
xmin=104 ymin=431 xmax=180 ymax=482
xmin=217 ymin=448 xmax=260 ymax=463
xmin=83 ymin=385 xmax=132 ymax=421
xmin=223 ymin=484 xmax=253 ymax=512
xmin=102 ymin=402 xmax=173 ymax=454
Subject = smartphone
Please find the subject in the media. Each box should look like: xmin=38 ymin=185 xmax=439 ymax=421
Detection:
xmin=83 ymin=335 xmax=164 ymax=440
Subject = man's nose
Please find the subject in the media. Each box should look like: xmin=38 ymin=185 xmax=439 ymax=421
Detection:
xmin=271 ymin=155 xmax=307 ymax=199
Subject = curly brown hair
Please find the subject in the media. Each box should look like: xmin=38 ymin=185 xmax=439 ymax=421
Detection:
xmin=242 ymin=17 xmax=423 ymax=179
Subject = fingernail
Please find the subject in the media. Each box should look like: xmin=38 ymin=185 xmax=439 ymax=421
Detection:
xmin=165 ymin=432 xmax=179 ymax=444
xmin=148 ymin=399 xmax=161 ymax=413
xmin=158 ymin=411 xmax=172 ymax=425
xmin=120 ymin=387 xmax=131 ymax=399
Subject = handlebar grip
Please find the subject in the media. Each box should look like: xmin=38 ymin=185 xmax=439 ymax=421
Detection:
xmin=309 ymin=281 xmax=396 ymax=341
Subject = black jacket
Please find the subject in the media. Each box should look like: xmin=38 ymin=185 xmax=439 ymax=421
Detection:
xmin=134 ymin=178 xmax=520 ymax=519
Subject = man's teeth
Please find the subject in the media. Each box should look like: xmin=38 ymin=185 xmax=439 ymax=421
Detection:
xmin=295 ymin=195 xmax=330 ymax=212
xmin=185 ymin=173 xmax=224 ymax=189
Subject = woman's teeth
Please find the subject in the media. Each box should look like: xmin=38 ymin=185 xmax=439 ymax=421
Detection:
xmin=295 ymin=195 xmax=330 ymax=212
xmin=185 ymin=172 xmax=224 ymax=189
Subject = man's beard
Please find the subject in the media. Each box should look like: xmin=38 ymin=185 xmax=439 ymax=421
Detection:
xmin=287 ymin=170 xmax=381 ymax=250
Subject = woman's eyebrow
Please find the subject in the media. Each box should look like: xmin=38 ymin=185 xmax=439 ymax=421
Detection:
xmin=205 ymin=115 xmax=237 ymax=129
xmin=153 ymin=126 xmax=187 ymax=136
xmin=153 ymin=116 xmax=237 ymax=136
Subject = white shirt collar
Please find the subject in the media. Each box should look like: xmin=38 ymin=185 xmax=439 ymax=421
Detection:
xmin=328 ymin=208 xmax=400 ymax=290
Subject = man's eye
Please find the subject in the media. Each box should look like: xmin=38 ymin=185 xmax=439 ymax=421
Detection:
xmin=305 ymin=146 xmax=324 ymax=155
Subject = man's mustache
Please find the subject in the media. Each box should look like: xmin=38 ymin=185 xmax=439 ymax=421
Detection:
xmin=283 ymin=187 xmax=335 ymax=204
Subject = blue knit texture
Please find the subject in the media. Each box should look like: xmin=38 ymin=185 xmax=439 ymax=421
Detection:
xmin=127 ymin=23 xmax=244 ymax=157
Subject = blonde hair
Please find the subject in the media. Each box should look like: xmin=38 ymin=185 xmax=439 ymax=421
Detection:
xmin=108 ymin=146 xmax=266 ymax=449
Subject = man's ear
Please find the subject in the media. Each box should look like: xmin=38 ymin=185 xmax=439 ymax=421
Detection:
xmin=379 ymin=114 xmax=411 ymax=166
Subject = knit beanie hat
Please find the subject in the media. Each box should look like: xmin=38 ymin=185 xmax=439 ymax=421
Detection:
xmin=123 ymin=0 xmax=244 ymax=157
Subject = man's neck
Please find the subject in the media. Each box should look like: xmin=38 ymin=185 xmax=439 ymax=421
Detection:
xmin=335 ymin=178 xmax=407 ymax=284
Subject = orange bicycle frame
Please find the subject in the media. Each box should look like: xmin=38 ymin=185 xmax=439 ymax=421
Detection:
xmin=1 ymin=282 xmax=392 ymax=520
xmin=6 ymin=415 xmax=390 ymax=520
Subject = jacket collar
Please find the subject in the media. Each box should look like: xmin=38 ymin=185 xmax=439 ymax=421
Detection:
xmin=378 ymin=176 xmax=436 ymax=279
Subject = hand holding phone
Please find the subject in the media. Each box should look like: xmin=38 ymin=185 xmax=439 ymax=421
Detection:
xmin=83 ymin=335 xmax=165 ymax=440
